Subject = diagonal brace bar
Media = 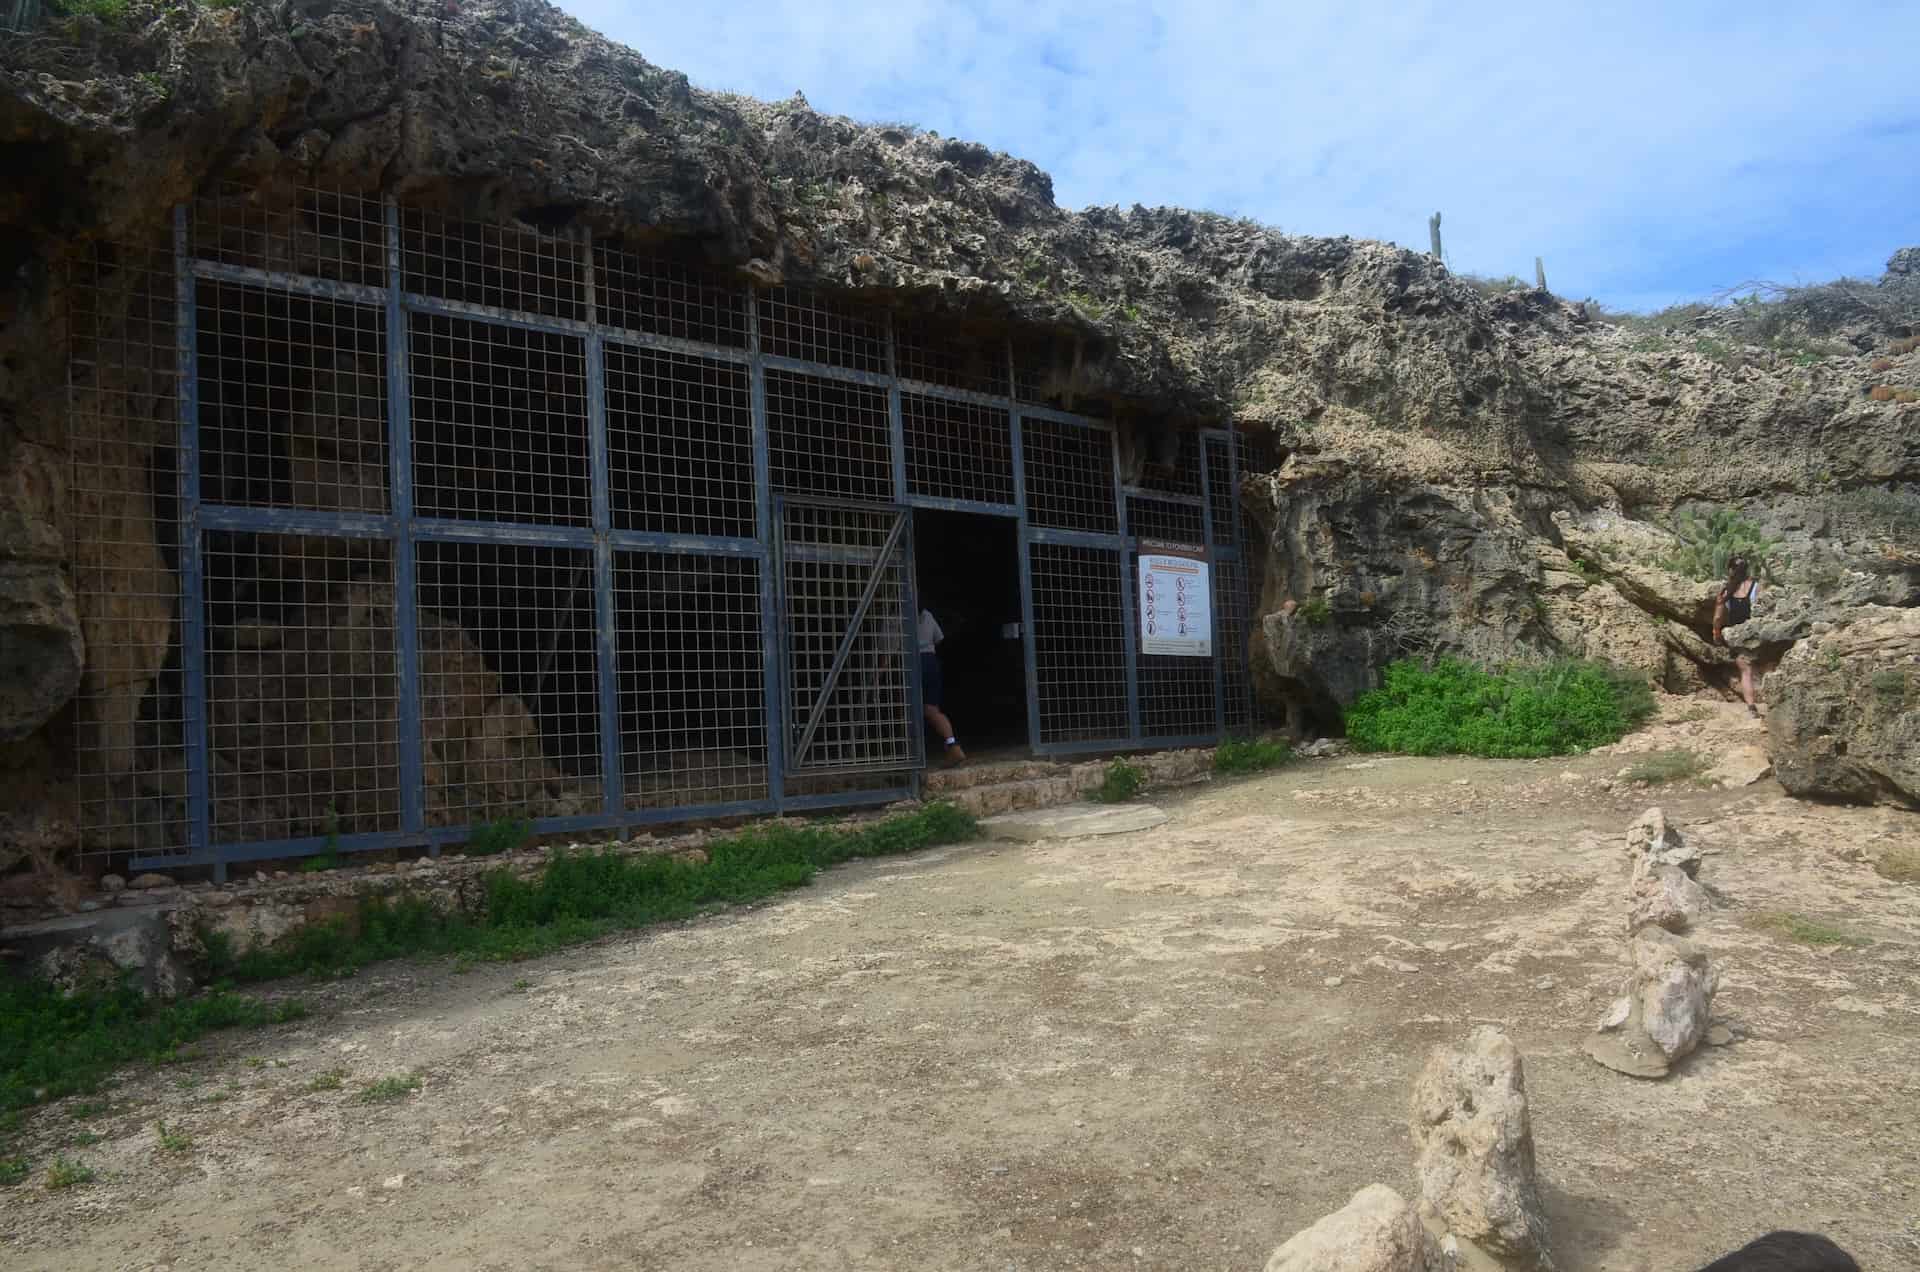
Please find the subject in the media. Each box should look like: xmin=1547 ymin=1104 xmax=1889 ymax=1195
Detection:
xmin=790 ymin=511 xmax=908 ymax=769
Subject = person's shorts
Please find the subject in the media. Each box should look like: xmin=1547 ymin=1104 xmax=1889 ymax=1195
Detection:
xmin=919 ymin=651 xmax=943 ymax=708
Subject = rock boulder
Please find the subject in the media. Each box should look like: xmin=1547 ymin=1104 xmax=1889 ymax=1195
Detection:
xmin=1264 ymin=1184 xmax=1444 ymax=1272
xmin=1408 ymin=1028 xmax=1556 ymax=1271
xmin=1585 ymin=928 xmax=1719 ymax=1079
xmin=1765 ymin=606 xmax=1920 ymax=808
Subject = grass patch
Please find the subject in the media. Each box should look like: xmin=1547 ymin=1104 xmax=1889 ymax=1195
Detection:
xmin=1874 ymin=845 xmax=1920 ymax=884
xmin=1347 ymin=658 xmax=1653 ymax=759
xmin=306 ymin=1068 xmax=348 ymax=1093
xmin=0 ymin=1157 xmax=27 ymax=1186
xmin=1089 ymin=758 xmax=1146 ymax=804
xmin=1297 ymin=598 xmax=1332 ymax=626
xmin=1624 ymin=749 xmax=1710 ymax=786
xmin=5 ymin=805 xmax=977 ymax=1118
xmin=1742 ymin=911 xmax=1871 ymax=948
xmin=357 ymin=1074 xmax=420 ymax=1104
xmin=464 ymin=815 xmax=531 ymax=857
xmin=1213 ymin=738 xmax=1292 ymax=775
xmin=44 ymin=1157 xmax=95 ymax=1190
xmin=0 ymin=979 xmax=305 ymax=1116
xmin=206 ymin=802 xmax=978 ymax=983
xmin=154 ymin=1120 xmax=191 ymax=1153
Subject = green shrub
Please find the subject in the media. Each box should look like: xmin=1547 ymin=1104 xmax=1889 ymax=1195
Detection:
xmin=0 ymin=979 xmax=304 ymax=1115
xmin=1662 ymin=509 xmax=1781 ymax=582
xmin=357 ymin=1074 xmax=421 ymax=1104
xmin=1213 ymin=738 xmax=1292 ymax=775
xmin=1346 ymin=658 xmax=1653 ymax=758
xmin=0 ymin=1157 xmax=27 ymax=1186
xmin=1831 ymin=485 xmax=1920 ymax=545
xmin=1090 ymin=758 xmax=1146 ymax=803
xmin=1297 ymin=598 xmax=1332 ymax=626
xmin=44 ymin=1157 xmax=96 ymax=1190
xmin=464 ymin=816 xmax=531 ymax=857
xmin=1625 ymin=749 xmax=1709 ymax=786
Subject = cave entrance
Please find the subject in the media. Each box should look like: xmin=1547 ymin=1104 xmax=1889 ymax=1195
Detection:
xmin=912 ymin=508 xmax=1027 ymax=756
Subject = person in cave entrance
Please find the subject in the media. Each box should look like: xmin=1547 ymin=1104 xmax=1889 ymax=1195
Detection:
xmin=918 ymin=606 xmax=966 ymax=767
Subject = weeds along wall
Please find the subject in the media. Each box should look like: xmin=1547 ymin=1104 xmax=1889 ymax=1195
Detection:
xmin=64 ymin=184 xmax=1255 ymax=879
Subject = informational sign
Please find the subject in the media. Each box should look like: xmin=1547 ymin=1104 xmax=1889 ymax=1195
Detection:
xmin=1137 ymin=550 xmax=1212 ymax=657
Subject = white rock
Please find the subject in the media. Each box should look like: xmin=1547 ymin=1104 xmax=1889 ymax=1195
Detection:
xmin=1625 ymin=863 xmax=1711 ymax=934
xmin=1632 ymin=930 xmax=1717 ymax=1061
xmin=1264 ymin=1184 xmax=1444 ymax=1272
xmin=382 ymin=1173 xmax=407 ymax=1190
xmin=100 ymin=874 xmax=127 ymax=894
xmin=1624 ymin=807 xmax=1701 ymax=879
xmin=1408 ymin=1028 xmax=1555 ymax=1271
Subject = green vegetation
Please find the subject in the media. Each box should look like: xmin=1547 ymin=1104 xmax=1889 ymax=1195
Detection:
xmin=1662 ymin=508 xmax=1781 ymax=582
xmin=1297 ymin=598 xmax=1332 ymax=626
xmin=357 ymin=1074 xmax=421 ymax=1104
xmin=44 ymin=1157 xmax=96 ymax=1190
xmin=1213 ymin=738 xmax=1292 ymax=775
xmin=463 ymin=815 xmax=531 ymax=857
xmin=1569 ymin=557 xmax=1605 ymax=587
xmin=301 ymin=801 xmax=344 ymax=872
xmin=1742 ymin=911 xmax=1871 ymax=949
xmin=0 ymin=979 xmax=305 ymax=1115
xmin=155 ymin=1120 xmax=191 ymax=1153
xmin=1346 ymin=658 xmax=1654 ymax=759
xmin=1460 ymin=273 xmax=1530 ymax=297
xmin=1872 ymin=669 xmax=1910 ymax=702
xmin=306 ymin=1068 xmax=348 ymax=1093
xmin=206 ymin=803 xmax=977 ymax=982
xmin=0 ymin=1157 xmax=27 ymax=1186
xmin=6 ymin=805 xmax=976 ymax=1121
xmin=47 ymin=0 xmax=131 ymax=20
xmin=1090 ymin=758 xmax=1146 ymax=803
xmin=1624 ymin=749 xmax=1709 ymax=786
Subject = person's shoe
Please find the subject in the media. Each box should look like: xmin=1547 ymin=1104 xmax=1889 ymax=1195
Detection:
xmin=943 ymin=742 xmax=967 ymax=767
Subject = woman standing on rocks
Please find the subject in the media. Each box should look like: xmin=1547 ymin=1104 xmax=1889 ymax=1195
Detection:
xmin=1713 ymin=554 xmax=1764 ymax=717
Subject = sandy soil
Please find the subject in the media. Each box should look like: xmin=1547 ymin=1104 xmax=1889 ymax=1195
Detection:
xmin=5 ymin=701 xmax=1918 ymax=1271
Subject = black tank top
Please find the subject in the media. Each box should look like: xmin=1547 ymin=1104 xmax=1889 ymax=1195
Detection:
xmin=1723 ymin=582 xmax=1753 ymax=626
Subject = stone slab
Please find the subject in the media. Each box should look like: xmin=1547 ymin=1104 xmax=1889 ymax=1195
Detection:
xmin=981 ymin=802 xmax=1168 ymax=842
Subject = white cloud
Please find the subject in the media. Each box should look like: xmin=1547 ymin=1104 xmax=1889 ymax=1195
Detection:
xmin=563 ymin=0 xmax=1920 ymax=308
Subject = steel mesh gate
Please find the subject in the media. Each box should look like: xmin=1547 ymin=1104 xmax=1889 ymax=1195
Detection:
xmin=64 ymin=184 xmax=1255 ymax=877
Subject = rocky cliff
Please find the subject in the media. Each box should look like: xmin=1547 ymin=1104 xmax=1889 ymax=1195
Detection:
xmin=4 ymin=0 xmax=1918 ymax=872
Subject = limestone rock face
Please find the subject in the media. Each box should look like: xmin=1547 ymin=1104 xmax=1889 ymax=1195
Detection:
xmin=1585 ymin=928 xmax=1719 ymax=1078
xmin=1408 ymin=1028 xmax=1556 ymax=1271
xmin=1766 ymin=606 xmax=1920 ymax=808
xmin=1264 ymin=1184 xmax=1444 ymax=1272
xmin=1624 ymin=807 xmax=1701 ymax=879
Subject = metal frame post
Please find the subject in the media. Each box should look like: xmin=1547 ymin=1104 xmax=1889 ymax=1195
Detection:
xmin=1200 ymin=433 xmax=1225 ymax=740
xmin=582 ymin=230 xmax=623 ymax=817
xmin=173 ymin=207 xmax=215 ymax=880
xmin=1111 ymin=427 xmax=1142 ymax=745
xmin=748 ymin=286 xmax=785 ymax=810
xmin=1009 ymin=337 xmax=1042 ymax=756
xmin=384 ymin=202 xmax=427 ymax=853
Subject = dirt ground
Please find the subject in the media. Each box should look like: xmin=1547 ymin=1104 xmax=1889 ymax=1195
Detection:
xmin=5 ymin=700 xmax=1919 ymax=1272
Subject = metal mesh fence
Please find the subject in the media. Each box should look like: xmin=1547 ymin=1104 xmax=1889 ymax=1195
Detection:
xmin=759 ymin=286 xmax=887 ymax=374
xmin=897 ymin=318 xmax=1009 ymax=396
xmin=190 ymin=184 xmax=386 ymax=289
xmin=401 ymin=207 xmax=586 ymax=322
xmin=1126 ymin=495 xmax=1205 ymax=548
xmin=1216 ymin=557 xmax=1253 ymax=733
xmin=605 ymin=345 xmax=756 ymax=539
xmin=1205 ymin=432 xmax=1237 ymax=548
xmin=65 ymin=190 xmax=1260 ymax=870
xmin=903 ymin=393 xmax=1015 ymax=506
xmin=409 ymin=313 xmax=592 ymax=527
xmin=205 ymin=532 xmax=399 ymax=844
xmin=1022 ymin=418 xmax=1118 ymax=533
xmin=1029 ymin=543 xmax=1129 ymax=744
xmin=595 ymin=245 xmax=746 ymax=349
xmin=779 ymin=500 xmax=916 ymax=775
xmin=766 ymin=369 xmax=893 ymax=502
xmin=415 ymin=540 xmax=602 ymax=825
xmin=615 ymin=552 xmax=768 ymax=809
xmin=67 ymin=239 xmax=187 ymax=868
xmin=196 ymin=280 xmax=389 ymax=515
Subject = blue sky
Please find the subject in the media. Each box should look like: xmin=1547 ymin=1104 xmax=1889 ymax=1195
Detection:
xmin=561 ymin=1 xmax=1920 ymax=311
